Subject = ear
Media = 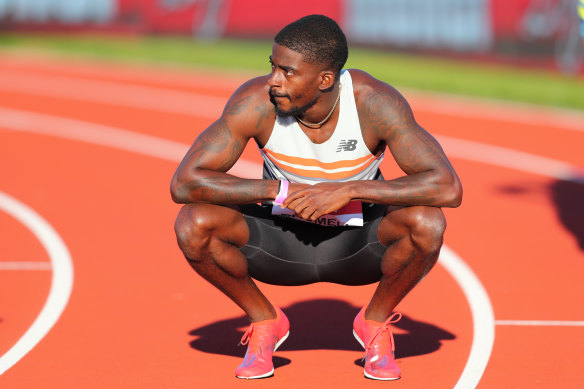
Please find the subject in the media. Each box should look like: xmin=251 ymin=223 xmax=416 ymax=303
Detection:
xmin=318 ymin=70 xmax=336 ymax=91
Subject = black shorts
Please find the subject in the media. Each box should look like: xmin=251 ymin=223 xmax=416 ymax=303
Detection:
xmin=239 ymin=203 xmax=388 ymax=286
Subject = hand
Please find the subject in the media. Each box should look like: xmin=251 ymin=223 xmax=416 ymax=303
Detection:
xmin=282 ymin=182 xmax=352 ymax=221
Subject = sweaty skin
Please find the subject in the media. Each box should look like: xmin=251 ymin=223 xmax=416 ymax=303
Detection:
xmin=171 ymin=43 xmax=461 ymax=215
xmin=171 ymin=42 xmax=462 ymax=323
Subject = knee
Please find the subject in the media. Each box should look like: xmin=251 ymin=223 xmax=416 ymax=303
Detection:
xmin=406 ymin=207 xmax=446 ymax=255
xmin=174 ymin=203 xmax=217 ymax=260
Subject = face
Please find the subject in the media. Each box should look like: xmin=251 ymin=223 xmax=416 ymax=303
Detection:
xmin=268 ymin=43 xmax=324 ymax=117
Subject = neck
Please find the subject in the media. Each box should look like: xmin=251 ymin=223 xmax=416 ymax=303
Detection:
xmin=296 ymin=84 xmax=341 ymax=129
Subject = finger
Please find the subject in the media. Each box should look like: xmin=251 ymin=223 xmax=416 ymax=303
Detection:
xmin=285 ymin=196 xmax=306 ymax=211
xmin=282 ymin=190 xmax=308 ymax=207
xmin=291 ymin=198 xmax=317 ymax=219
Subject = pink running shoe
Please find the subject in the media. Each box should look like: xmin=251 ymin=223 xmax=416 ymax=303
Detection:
xmin=353 ymin=307 xmax=402 ymax=380
xmin=235 ymin=307 xmax=290 ymax=379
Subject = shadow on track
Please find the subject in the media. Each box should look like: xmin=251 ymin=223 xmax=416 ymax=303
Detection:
xmin=550 ymin=179 xmax=584 ymax=251
xmin=188 ymin=298 xmax=455 ymax=364
xmin=497 ymin=178 xmax=584 ymax=251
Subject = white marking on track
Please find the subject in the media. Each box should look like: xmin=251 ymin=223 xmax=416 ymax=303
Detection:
xmin=1 ymin=69 xmax=584 ymax=132
xmin=0 ymin=191 xmax=73 ymax=375
xmin=0 ymin=107 xmax=259 ymax=177
xmin=439 ymin=246 xmax=495 ymax=389
xmin=1 ymin=103 xmax=582 ymax=385
xmin=436 ymin=135 xmax=584 ymax=183
xmin=0 ymin=261 xmax=52 ymax=270
xmin=404 ymin=90 xmax=584 ymax=133
xmin=496 ymin=320 xmax=584 ymax=326
xmin=0 ymin=71 xmax=224 ymax=117
xmin=0 ymin=108 xmax=495 ymax=387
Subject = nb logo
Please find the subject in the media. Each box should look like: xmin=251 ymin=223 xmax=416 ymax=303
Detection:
xmin=336 ymin=139 xmax=358 ymax=152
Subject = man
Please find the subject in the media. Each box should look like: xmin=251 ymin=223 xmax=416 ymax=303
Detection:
xmin=171 ymin=14 xmax=462 ymax=381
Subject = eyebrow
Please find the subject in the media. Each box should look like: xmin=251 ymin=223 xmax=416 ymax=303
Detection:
xmin=269 ymin=56 xmax=296 ymax=72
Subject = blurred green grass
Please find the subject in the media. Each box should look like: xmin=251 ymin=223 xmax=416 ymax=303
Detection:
xmin=1 ymin=33 xmax=583 ymax=111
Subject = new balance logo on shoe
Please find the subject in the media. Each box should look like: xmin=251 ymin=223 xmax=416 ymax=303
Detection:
xmin=337 ymin=139 xmax=358 ymax=152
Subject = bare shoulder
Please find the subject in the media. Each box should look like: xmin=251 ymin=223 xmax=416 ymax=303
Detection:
xmin=347 ymin=69 xmax=416 ymax=142
xmin=221 ymin=75 xmax=276 ymax=140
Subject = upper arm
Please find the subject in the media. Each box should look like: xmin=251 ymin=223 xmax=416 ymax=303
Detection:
xmin=174 ymin=77 xmax=271 ymax=178
xmin=354 ymin=71 xmax=452 ymax=175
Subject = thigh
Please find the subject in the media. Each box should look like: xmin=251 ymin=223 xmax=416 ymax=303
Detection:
xmin=376 ymin=205 xmax=446 ymax=246
xmin=175 ymin=202 xmax=250 ymax=248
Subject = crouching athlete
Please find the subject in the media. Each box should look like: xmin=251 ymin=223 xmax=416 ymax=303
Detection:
xmin=171 ymin=14 xmax=462 ymax=381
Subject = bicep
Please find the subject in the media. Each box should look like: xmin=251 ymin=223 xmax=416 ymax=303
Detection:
xmin=178 ymin=118 xmax=247 ymax=174
xmin=366 ymin=87 xmax=450 ymax=175
xmin=388 ymin=119 xmax=450 ymax=175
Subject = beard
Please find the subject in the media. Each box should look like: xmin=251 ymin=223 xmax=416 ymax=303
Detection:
xmin=269 ymin=88 xmax=318 ymax=118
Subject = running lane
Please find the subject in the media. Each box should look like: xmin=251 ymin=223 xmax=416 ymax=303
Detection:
xmin=0 ymin=55 xmax=583 ymax=388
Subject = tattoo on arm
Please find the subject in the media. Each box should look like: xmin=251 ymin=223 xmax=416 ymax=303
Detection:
xmin=255 ymin=103 xmax=272 ymax=130
xmin=354 ymin=83 xmax=460 ymax=206
xmin=191 ymin=119 xmax=243 ymax=172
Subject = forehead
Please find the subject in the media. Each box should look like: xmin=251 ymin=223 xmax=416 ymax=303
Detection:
xmin=270 ymin=43 xmax=316 ymax=71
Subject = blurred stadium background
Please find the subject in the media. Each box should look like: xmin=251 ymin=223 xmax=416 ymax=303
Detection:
xmin=0 ymin=0 xmax=583 ymax=111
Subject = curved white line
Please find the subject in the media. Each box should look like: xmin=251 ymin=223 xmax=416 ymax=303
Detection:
xmin=0 ymin=191 xmax=74 ymax=375
xmin=0 ymin=108 xmax=496 ymax=386
xmin=7 ymin=107 xmax=584 ymax=387
xmin=439 ymin=246 xmax=495 ymax=389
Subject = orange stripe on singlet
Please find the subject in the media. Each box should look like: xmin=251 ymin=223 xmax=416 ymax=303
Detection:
xmin=263 ymin=148 xmax=374 ymax=170
xmin=263 ymin=148 xmax=377 ymax=180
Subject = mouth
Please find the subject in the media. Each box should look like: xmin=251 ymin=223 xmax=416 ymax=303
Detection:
xmin=269 ymin=89 xmax=290 ymax=100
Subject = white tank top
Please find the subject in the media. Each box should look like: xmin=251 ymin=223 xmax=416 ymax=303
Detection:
xmin=261 ymin=70 xmax=384 ymax=227
xmin=260 ymin=70 xmax=384 ymax=185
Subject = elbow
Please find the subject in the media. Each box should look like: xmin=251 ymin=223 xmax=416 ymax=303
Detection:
xmin=445 ymin=176 xmax=463 ymax=208
xmin=169 ymin=180 xmax=183 ymax=204
xmin=170 ymin=174 xmax=190 ymax=204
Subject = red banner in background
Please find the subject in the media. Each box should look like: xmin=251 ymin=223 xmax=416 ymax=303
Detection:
xmin=0 ymin=0 xmax=581 ymax=74
xmin=113 ymin=0 xmax=341 ymax=37
xmin=224 ymin=0 xmax=342 ymax=37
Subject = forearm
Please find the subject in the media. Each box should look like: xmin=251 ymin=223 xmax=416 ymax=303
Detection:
xmin=347 ymin=170 xmax=462 ymax=208
xmin=171 ymin=169 xmax=279 ymax=205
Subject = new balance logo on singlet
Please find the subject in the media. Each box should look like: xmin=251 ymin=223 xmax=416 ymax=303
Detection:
xmin=337 ymin=139 xmax=358 ymax=152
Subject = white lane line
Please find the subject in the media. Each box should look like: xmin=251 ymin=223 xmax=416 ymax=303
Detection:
xmin=0 ymin=71 xmax=224 ymax=117
xmin=0 ymin=107 xmax=494 ymax=387
xmin=439 ymin=246 xmax=495 ymax=389
xmin=3 ymin=105 xmax=584 ymax=385
xmin=0 ymin=56 xmax=247 ymax=92
xmin=0 ymin=107 xmax=259 ymax=177
xmin=0 ymin=191 xmax=74 ymax=376
xmin=405 ymin=89 xmax=584 ymax=133
xmin=496 ymin=320 xmax=584 ymax=326
xmin=1 ymin=69 xmax=584 ymax=133
xmin=436 ymin=135 xmax=584 ymax=184
xmin=2 ymin=106 xmax=582 ymax=184
xmin=0 ymin=262 xmax=52 ymax=270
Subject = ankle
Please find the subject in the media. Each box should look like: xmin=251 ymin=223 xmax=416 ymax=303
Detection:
xmin=248 ymin=305 xmax=278 ymax=323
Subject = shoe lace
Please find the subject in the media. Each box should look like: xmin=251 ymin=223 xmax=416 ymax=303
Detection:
xmin=239 ymin=323 xmax=271 ymax=353
xmin=364 ymin=312 xmax=402 ymax=358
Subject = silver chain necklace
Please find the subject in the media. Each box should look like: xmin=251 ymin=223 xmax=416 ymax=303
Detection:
xmin=295 ymin=84 xmax=342 ymax=129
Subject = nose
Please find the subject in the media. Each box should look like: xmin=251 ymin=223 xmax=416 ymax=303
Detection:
xmin=268 ymin=68 xmax=281 ymax=88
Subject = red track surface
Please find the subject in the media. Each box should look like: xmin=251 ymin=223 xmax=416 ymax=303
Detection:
xmin=0 ymin=54 xmax=583 ymax=388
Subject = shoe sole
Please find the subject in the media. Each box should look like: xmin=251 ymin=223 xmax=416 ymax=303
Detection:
xmin=353 ymin=330 xmax=400 ymax=381
xmin=235 ymin=330 xmax=290 ymax=380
